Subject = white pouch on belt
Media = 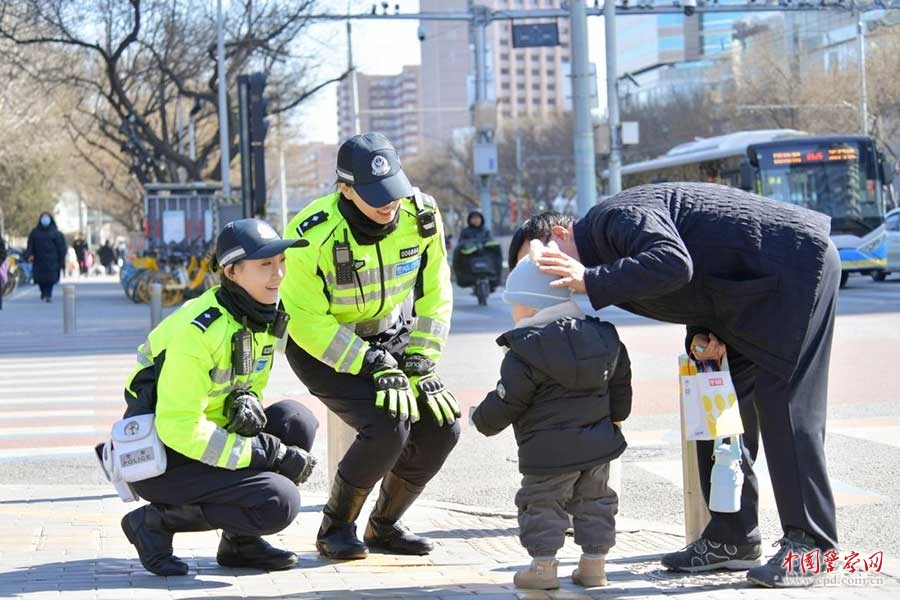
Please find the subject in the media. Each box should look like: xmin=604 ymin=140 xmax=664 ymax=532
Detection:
xmin=110 ymin=414 xmax=167 ymax=482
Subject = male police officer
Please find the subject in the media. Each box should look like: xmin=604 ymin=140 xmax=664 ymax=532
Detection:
xmin=280 ymin=132 xmax=460 ymax=560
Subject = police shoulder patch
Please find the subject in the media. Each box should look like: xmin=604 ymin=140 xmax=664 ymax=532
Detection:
xmin=191 ymin=307 xmax=222 ymax=332
xmin=296 ymin=211 xmax=329 ymax=236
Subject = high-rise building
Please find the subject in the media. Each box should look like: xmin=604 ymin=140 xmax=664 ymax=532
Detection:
xmin=616 ymin=2 xmax=751 ymax=103
xmin=337 ymin=65 xmax=421 ymax=159
xmin=271 ymin=141 xmax=337 ymax=214
xmin=419 ymin=0 xmax=573 ymax=148
xmin=418 ymin=0 xmax=472 ymax=151
xmin=487 ymin=0 xmax=572 ymax=132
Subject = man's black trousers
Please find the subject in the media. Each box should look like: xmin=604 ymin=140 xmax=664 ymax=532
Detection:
xmin=699 ymin=241 xmax=840 ymax=551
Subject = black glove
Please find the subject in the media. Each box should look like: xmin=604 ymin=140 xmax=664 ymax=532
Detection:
xmin=409 ymin=372 xmax=460 ymax=426
xmin=373 ymin=368 xmax=418 ymax=422
xmin=223 ymin=390 xmax=267 ymax=436
xmin=276 ymin=445 xmax=317 ymax=484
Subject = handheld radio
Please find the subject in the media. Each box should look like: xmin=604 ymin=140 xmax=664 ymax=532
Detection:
xmin=334 ymin=230 xmax=355 ymax=285
xmin=232 ymin=323 xmax=254 ymax=376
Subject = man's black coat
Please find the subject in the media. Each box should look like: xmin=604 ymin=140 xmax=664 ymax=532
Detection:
xmin=573 ymin=182 xmax=832 ymax=380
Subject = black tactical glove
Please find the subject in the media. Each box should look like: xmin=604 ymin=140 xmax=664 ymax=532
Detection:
xmin=409 ymin=372 xmax=460 ymax=427
xmin=373 ymin=368 xmax=419 ymax=422
xmin=223 ymin=390 xmax=267 ymax=436
xmin=275 ymin=445 xmax=317 ymax=484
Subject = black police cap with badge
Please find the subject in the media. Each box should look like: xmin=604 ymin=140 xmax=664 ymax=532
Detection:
xmin=335 ymin=132 xmax=436 ymax=238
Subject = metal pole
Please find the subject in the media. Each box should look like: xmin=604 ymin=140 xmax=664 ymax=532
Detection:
xmin=570 ymin=0 xmax=597 ymax=215
xmin=63 ymin=285 xmax=76 ymax=334
xmin=217 ymin=0 xmax=231 ymax=200
xmin=278 ymin=115 xmax=289 ymax=234
xmin=347 ymin=6 xmax=362 ymax=136
xmin=473 ymin=8 xmax=493 ymax=231
xmin=857 ymin=11 xmax=868 ymax=136
xmin=150 ymin=283 xmax=163 ymax=329
xmin=604 ymin=0 xmax=622 ymax=196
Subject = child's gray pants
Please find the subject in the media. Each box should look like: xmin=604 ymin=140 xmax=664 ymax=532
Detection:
xmin=515 ymin=462 xmax=618 ymax=557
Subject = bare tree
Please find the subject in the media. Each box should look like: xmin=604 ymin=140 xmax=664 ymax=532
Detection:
xmin=405 ymin=137 xmax=478 ymax=218
xmin=0 ymin=0 xmax=347 ymax=225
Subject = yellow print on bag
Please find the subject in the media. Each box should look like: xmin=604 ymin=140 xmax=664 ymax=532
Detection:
xmin=702 ymin=389 xmax=739 ymax=437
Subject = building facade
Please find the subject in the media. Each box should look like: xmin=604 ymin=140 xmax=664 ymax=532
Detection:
xmin=337 ymin=65 xmax=422 ymax=159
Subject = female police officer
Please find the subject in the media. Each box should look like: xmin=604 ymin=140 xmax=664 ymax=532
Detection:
xmin=279 ymin=132 xmax=460 ymax=560
xmin=118 ymin=218 xmax=318 ymax=576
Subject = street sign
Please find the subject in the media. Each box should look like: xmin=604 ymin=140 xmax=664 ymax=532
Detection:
xmin=511 ymin=23 xmax=559 ymax=48
xmin=474 ymin=143 xmax=498 ymax=175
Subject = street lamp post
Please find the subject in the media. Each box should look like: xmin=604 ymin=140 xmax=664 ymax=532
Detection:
xmin=571 ymin=0 xmax=598 ymax=215
xmin=856 ymin=10 xmax=868 ymax=136
xmin=603 ymin=0 xmax=622 ymax=197
xmin=216 ymin=0 xmax=231 ymax=211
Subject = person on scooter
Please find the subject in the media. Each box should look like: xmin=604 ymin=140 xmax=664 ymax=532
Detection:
xmin=458 ymin=211 xmax=492 ymax=247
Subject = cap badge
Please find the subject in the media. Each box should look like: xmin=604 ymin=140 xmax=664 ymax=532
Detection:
xmin=371 ymin=155 xmax=391 ymax=177
xmin=256 ymin=221 xmax=278 ymax=239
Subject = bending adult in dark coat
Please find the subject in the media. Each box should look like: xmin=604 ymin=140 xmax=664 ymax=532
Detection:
xmin=26 ymin=212 xmax=68 ymax=302
xmin=508 ymin=182 xmax=840 ymax=587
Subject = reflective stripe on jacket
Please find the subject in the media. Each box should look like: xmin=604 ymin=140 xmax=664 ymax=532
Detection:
xmin=123 ymin=287 xmax=277 ymax=469
xmin=281 ymin=191 xmax=452 ymax=374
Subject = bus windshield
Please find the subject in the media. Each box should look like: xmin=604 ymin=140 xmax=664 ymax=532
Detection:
xmin=753 ymin=141 xmax=883 ymax=237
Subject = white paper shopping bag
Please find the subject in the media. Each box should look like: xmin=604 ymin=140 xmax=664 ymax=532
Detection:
xmin=679 ymin=354 xmax=743 ymax=441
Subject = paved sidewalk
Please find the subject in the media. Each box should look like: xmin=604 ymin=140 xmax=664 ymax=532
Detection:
xmin=0 ymin=484 xmax=897 ymax=599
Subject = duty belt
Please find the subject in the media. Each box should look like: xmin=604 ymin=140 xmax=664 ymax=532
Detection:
xmin=354 ymin=305 xmax=403 ymax=338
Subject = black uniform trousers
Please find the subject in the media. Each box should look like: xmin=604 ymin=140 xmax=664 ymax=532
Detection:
xmin=698 ymin=241 xmax=840 ymax=551
xmin=286 ymin=338 xmax=460 ymax=490
xmin=132 ymin=399 xmax=318 ymax=537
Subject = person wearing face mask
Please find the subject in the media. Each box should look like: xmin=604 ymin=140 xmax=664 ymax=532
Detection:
xmin=280 ymin=132 xmax=459 ymax=561
xmin=26 ymin=212 xmax=67 ymax=302
xmin=114 ymin=219 xmax=319 ymax=577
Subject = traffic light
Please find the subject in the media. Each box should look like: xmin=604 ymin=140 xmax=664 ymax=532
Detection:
xmin=238 ymin=72 xmax=269 ymax=217
xmin=248 ymin=73 xmax=269 ymax=144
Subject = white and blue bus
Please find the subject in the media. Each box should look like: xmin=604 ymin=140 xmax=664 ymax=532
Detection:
xmin=614 ymin=129 xmax=891 ymax=287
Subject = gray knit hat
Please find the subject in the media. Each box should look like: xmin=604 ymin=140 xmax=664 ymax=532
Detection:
xmin=502 ymin=255 xmax=571 ymax=310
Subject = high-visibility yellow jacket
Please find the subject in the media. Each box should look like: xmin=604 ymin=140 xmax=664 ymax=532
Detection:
xmin=123 ymin=287 xmax=277 ymax=469
xmin=281 ymin=191 xmax=453 ymax=374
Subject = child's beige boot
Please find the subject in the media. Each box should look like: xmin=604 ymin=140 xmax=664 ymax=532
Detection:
xmin=513 ymin=557 xmax=559 ymax=590
xmin=572 ymin=553 xmax=608 ymax=587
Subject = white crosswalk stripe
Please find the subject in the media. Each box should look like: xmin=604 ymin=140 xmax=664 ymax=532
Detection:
xmin=0 ymin=351 xmax=135 ymax=458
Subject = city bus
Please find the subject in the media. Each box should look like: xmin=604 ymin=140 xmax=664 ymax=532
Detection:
xmin=614 ymin=129 xmax=891 ymax=286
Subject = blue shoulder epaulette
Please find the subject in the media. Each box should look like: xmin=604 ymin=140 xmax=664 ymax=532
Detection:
xmin=296 ymin=211 xmax=329 ymax=237
xmin=191 ymin=307 xmax=222 ymax=332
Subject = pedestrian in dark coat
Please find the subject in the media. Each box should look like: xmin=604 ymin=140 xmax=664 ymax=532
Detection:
xmin=98 ymin=240 xmax=116 ymax=274
xmin=72 ymin=234 xmax=89 ymax=276
xmin=26 ymin=212 xmax=68 ymax=302
xmin=473 ymin=251 xmax=631 ymax=590
xmin=507 ymin=182 xmax=841 ymax=589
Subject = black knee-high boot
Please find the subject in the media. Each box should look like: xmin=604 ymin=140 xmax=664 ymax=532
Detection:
xmin=364 ymin=472 xmax=433 ymax=555
xmin=121 ymin=503 xmax=212 ymax=576
xmin=316 ymin=474 xmax=372 ymax=560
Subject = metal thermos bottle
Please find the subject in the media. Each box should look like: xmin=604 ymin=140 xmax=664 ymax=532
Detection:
xmin=709 ymin=440 xmax=743 ymax=513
